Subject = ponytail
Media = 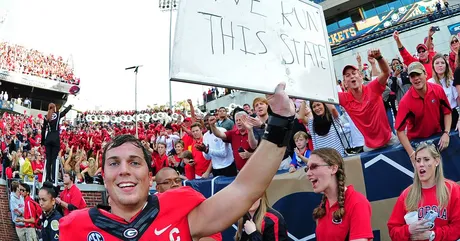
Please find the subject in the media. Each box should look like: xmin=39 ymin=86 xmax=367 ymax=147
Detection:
xmin=47 ymin=103 xmax=56 ymax=121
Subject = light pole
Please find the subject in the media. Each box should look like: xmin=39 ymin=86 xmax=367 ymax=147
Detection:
xmin=125 ymin=65 xmax=143 ymax=138
xmin=159 ymin=0 xmax=178 ymax=110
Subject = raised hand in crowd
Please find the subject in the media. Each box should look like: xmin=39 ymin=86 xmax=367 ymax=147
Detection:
xmin=208 ymin=116 xmax=217 ymax=125
xmin=356 ymin=52 xmax=362 ymax=64
xmin=240 ymin=115 xmax=254 ymax=131
xmin=393 ymin=31 xmax=403 ymax=48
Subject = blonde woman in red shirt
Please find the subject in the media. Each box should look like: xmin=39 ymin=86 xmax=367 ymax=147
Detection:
xmin=387 ymin=142 xmax=460 ymax=240
xmin=306 ymin=148 xmax=373 ymax=241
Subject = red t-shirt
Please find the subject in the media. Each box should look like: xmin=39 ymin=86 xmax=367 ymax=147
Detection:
xmin=182 ymin=134 xmax=194 ymax=151
xmin=399 ymin=47 xmax=436 ymax=79
xmin=191 ymin=138 xmax=211 ymax=178
xmin=315 ymin=185 xmax=373 ymax=241
xmin=387 ymin=180 xmax=460 ymax=240
xmin=152 ymin=153 xmax=169 ymax=175
xmin=339 ymin=78 xmax=392 ymax=148
xmin=59 ymin=186 xmax=205 ymax=241
xmin=395 ymin=83 xmax=452 ymax=140
xmin=224 ymin=129 xmax=253 ymax=170
xmin=60 ymin=185 xmax=87 ymax=216
xmin=31 ymin=161 xmax=44 ymax=182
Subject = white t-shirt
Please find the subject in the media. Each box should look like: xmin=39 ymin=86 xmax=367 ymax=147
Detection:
xmin=428 ymin=78 xmax=458 ymax=108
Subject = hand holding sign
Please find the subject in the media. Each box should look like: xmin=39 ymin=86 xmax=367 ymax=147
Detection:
xmin=266 ymin=83 xmax=295 ymax=118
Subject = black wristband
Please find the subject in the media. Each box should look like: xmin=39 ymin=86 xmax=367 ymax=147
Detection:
xmin=262 ymin=107 xmax=295 ymax=147
xmin=375 ymin=56 xmax=383 ymax=61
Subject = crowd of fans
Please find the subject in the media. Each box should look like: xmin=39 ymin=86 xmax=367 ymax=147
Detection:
xmin=3 ymin=23 xmax=460 ymax=240
xmin=3 ymin=25 xmax=460 ymax=185
xmin=0 ymin=42 xmax=80 ymax=85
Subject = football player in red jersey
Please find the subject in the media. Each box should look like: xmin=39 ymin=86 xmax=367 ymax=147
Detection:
xmin=156 ymin=167 xmax=222 ymax=241
xmin=59 ymin=83 xmax=296 ymax=241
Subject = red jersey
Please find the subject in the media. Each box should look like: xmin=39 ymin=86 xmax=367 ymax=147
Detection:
xmin=315 ymin=185 xmax=373 ymax=241
xmin=31 ymin=161 xmax=44 ymax=182
xmin=60 ymin=185 xmax=87 ymax=216
xmin=339 ymin=78 xmax=392 ymax=148
xmin=59 ymin=186 xmax=205 ymax=241
xmin=387 ymin=180 xmax=460 ymax=241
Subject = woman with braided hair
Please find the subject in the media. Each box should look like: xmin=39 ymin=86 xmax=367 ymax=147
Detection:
xmin=306 ymin=148 xmax=373 ymax=241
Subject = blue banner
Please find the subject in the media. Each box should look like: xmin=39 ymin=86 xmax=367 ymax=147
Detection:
xmin=156 ymin=133 xmax=460 ymax=241
xmin=448 ymin=22 xmax=460 ymax=36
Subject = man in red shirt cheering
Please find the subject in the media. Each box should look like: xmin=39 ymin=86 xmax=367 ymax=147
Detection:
xmin=340 ymin=48 xmax=399 ymax=151
xmin=395 ymin=62 xmax=452 ymax=161
xmin=59 ymin=83 xmax=295 ymax=241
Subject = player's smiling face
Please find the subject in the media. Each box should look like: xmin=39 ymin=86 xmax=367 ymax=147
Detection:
xmin=104 ymin=143 xmax=151 ymax=210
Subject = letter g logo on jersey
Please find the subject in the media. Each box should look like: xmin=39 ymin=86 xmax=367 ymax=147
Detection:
xmin=123 ymin=228 xmax=139 ymax=238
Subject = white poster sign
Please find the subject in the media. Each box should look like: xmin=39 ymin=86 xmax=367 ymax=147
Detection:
xmin=171 ymin=0 xmax=338 ymax=103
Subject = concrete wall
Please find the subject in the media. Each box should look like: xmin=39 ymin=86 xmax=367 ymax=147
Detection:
xmin=332 ymin=14 xmax=460 ymax=78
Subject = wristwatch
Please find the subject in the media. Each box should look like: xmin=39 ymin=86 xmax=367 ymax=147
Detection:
xmin=429 ymin=231 xmax=435 ymax=241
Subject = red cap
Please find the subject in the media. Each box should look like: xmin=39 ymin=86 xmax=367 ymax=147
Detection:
xmin=342 ymin=65 xmax=359 ymax=75
xmin=416 ymin=44 xmax=428 ymax=51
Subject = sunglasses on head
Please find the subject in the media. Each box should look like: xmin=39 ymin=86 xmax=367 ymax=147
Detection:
xmin=304 ymin=163 xmax=330 ymax=172
xmin=415 ymin=140 xmax=440 ymax=154
xmin=451 ymin=39 xmax=459 ymax=45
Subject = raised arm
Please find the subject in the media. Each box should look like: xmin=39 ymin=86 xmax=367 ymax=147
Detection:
xmin=60 ymin=105 xmax=73 ymax=117
xmin=356 ymin=53 xmax=363 ymax=72
xmin=426 ymin=27 xmax=435 ymax=53
xmin=187 ymin=99 xmax=196 ymax=122
xmin=188 ymin=83 xmax=295 ymax=239
xmin=368 ymin=49 xmax=390 ymax=86
xmin=297 ymin=100 xmax=308 ymax=124
xmin=368 ymin=56 xmax=381 ymax=77
xmin=325 ymin=104 xmax=339 ymax=119
xmin=208 ymin=117 xmax=227 ymax=141
xmin=241 ymin=115 xmax=258 ymax=150
xmin=393 ymin=31 xmax=417 ymax=65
